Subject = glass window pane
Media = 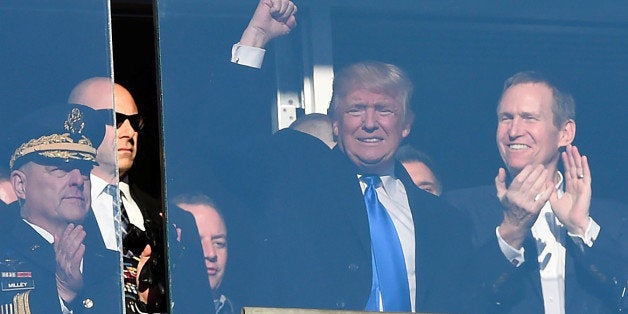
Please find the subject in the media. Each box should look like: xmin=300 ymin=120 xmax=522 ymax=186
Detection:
xmin=0 ymin=1 xmax=124 ymax=313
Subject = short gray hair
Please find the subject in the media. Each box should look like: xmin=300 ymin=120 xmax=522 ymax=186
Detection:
xmin=500 ymin=71 xmax=575 ymax=127
xmin=328 ymin=61 xmax=414 ymax=124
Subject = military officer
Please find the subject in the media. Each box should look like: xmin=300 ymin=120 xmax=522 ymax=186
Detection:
xmin=0 ymin=104 xmax=123 ymax=313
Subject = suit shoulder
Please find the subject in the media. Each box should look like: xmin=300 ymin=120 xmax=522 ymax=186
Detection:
xmin=590 ymin=197 xmax=628 ymax=233
xmin=443 ymin=185 xmax=496 ymax=209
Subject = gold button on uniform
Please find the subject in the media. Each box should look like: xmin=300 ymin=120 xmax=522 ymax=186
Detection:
xmin=83 ymin=298 xmax=94 ymax=309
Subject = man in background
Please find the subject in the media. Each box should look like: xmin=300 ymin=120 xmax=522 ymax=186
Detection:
xmin=174 ymin=193 xmax=235 ymax=314
xmin=395 ymin=144 xmax=442 ymax=196
xmin=289 ymin=113 xmax=335 ymax=149
xmin=69 ymin=78 xmax=213 ymax=313
xmin=0 ymin=166 xmax=17 ymax=205
xmin=69 ymin=78 xmax=166 ymax=312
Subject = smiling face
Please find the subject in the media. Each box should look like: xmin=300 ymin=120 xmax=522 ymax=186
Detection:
xmin=177 ymin=203 xmax=228 ymax=291
xmin=13 ymin=162 xmax=91 ymax=235
xmin=333 ymin=88 xmax=411 ymax=174
xmin=114 ymin=84 xmax=139 ymax=178
xmin=496 ymin=82 xmax=574 ymax=177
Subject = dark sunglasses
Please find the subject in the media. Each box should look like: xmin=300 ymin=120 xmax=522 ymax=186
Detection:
xmin=116 ymin=112 xmax=145 ymax=131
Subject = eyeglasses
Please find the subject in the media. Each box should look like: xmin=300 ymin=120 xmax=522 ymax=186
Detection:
xmin=116 ymin=112 xmax=145 ymax=131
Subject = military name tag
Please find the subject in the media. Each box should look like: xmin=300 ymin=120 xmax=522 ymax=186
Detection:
xmin=1 ymin=272 xmax=35 ymax=291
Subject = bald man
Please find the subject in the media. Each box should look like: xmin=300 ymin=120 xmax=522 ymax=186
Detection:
xmin=288 ymin=113 xmax=336 ymax=149
xmin=68 ymin=78 xmax=213 ymax=314
xmin=69 ymin=79 xmax=168 ymax=312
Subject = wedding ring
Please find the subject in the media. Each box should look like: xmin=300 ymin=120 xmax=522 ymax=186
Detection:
xmin=577 ymin=174 xmax=584 ymax=179
xmin=534 ymin=193 xmax=542 ymax=202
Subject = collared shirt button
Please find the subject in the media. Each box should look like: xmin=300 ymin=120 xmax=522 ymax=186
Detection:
xmin=335 ymin=301 xmax=346 ymax=309
xmin=348 ymin=263 xmax=359 ymax=271
xmin=83 ymin=298 xmax=94 ymax=308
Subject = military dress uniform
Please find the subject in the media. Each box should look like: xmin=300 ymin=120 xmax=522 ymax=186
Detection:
xmin=0 ymin=104 xmax=124 ymax=314
xmin=0 ymin=203 xmax=122 ymax=314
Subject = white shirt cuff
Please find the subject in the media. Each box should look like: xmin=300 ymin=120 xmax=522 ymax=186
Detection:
xmin=231 ymin=43 xmax=265 ymax=69
xmin=496 ymin=226 xmax=525 ymax=267
xmin=568 ymin=217 xmax=600 ymax=249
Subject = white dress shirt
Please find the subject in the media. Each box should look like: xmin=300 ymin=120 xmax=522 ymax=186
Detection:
xmin=231 ymin=43 xmax=265 ymax=69
xmin=496 ymin=171 xmax=601 ymax=314
xmin=118 ymin=181 xmax=146 ymax=231
xmin=90 ymin=174 xmax=119 ymax=251
xmin=234 ymin=41 xmax=417 ymax=310
xmin=359 ymin=174 xmax=416 ymax=312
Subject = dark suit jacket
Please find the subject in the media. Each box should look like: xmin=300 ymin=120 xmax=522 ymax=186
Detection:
xmin=128 ymin=181 xmax=165 ymax=254
xmin=128 ymin=182 xmax=215 ymax=314
xmin=168 ymin=205 xmax=215 ymax=314
xmin=0 ymin=203 xmax=123 ymax=313
xmin=444 ymin=185 xmax=628 ymax=313
xmin=229 ymin=129 xmax=484 ymax=313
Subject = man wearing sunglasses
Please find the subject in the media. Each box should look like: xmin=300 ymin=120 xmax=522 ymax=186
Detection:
xmin=115 ymin=111 xmax=144 ymax=173
xmin=68 ymin=78 xmax=166 ymax=313
xmin=68 ymin=78 xmax=213 ymax=314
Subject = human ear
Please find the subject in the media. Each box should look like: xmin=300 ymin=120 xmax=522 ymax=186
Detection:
xmin=559 ymin=119 xmax=576 ymax=147
xmin=332 ymin=120 xmax=340 ymax=138
xmin=401 ymin=123 xmax=411 ymax=138
xmin=11 ymin=170 xmax=27 ymax=199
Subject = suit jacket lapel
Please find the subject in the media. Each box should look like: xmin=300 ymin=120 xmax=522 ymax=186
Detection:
xmin=522 ymin=234 xmax=545 ymax=301
xmin=331 ymin=148 xmax=372 ymax=255
xmin=82 ymin=211 xmax=120 ymax=287
xmin=395 ymin=163 xmax=430 ymax=305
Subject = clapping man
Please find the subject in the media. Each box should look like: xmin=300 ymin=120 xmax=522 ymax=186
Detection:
xmin=445 ymin=71 xmax=628 ymax=312
xmin=0 ymin=104 xmax=122 ymax=313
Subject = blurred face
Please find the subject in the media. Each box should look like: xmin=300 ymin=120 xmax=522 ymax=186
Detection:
xmin=13 ymin=162 xmax=91 ymax=234
xmin=177 ymin=203 xmax=227 ymax=291
xmin=0 ymin=179 xmax=18 ymax=204
xmin=115 ymin=84 xmax=139 ymax=177
xmin=497 ymin=83 xmax=573 ymax=176
xmin=333 ymin=88 xmax=411 ymax=174
xmin=401 ymin=161 xmax=441 ymax=196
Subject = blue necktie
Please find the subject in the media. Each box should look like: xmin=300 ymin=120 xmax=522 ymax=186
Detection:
xmin=362 ymin=175 xmax=411 ymax=312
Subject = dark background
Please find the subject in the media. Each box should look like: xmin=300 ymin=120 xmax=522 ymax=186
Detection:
xmin=110 ymin=1 xmax=627 ymax=205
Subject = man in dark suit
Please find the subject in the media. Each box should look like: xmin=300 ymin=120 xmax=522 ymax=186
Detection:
xmin=395 ymin=144 xmax=442 ymax=196
xmin=173 ymin=193 xmax=237 ymax=314
xmin=68 ymin=78 xmax=213 ymax=313
xmin=221 ymin=3 xmax=505 ymax=311
xmin=444 ymin=71 xmax=628 ymax=313
xmin=68 ymin=78 xmax=167 ymax=312
xmin=220 ymin=60 xmax=488 ymax=313
xmin=0 ymin=104 xmax=123 ymax=313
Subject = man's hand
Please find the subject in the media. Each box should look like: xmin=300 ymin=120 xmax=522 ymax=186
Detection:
xmin=240 ymin=0 xmax=298 ymax=48
xmin=136 ymin=244 xmax=152 ymax=304
xmin=550 ymin=144 xmax=592 ymax=235
xmin=496 ymin=165 xmax=553 ymax=249
xmin=54 ymin=223 xmax=86 ymax=303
